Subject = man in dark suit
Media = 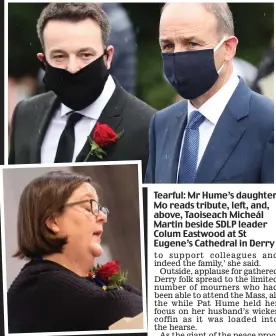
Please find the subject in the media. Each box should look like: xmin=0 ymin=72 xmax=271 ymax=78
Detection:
xmin=145 ymin=3 xmax=274 ymax=183
xmin=9 ymin=3 xmax=155 ymax=178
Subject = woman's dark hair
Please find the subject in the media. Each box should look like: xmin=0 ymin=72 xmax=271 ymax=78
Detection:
xmin=14 ymin=171 xmax=93 ymax=259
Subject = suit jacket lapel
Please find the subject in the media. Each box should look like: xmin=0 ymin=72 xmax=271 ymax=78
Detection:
xmin=30 ymin=92 xmax=60 ymax=163
xmin=76 ymin=84 xmax=125 ymax=162
xmin=166 ymin=100 xmax=188 ymax=182
xmin=195 ymin=79 xmax=250 ymax=183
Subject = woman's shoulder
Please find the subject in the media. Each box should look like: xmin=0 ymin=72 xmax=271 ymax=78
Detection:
xmin=10 ymin=259 xmax=77 ymax=281
xmin=8 ymin=260 xmax=100 ymax=296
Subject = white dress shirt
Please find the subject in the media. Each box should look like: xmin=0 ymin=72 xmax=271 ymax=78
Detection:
xmin=177 ymin=73 xmax=240 ymax=180
xmin=41 ymin=75 xmax=116 ymax=163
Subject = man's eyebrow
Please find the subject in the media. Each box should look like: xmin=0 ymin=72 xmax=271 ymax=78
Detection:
xmin=50 ymin=49 xmax=66 ymax=55
xmin=49 ymin=47 xmax=97 ymax=55
xmin=178 ymin=36 xmax=204 ymax=43
xmin=78 ymin=47 xmax=97 ymax=54
xmin=159 ymin=38 xmax=173 ymax=45
xmin=159 ymin=35 xmax=206 ymax=47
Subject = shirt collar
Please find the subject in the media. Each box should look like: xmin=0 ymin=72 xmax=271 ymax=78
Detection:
xmin=187 ymin=72 xmax=240 ymax=125
xmin=60 ymin=75 xmax=116 ymax=119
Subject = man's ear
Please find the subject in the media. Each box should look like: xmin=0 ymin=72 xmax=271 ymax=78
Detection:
xmin=37 ymin=53 xmax=45 ymax=63
xmin=224 ymin=36 xmax=239 ymax=61
xmin=104 ymin=45 xmax=114 ymax=70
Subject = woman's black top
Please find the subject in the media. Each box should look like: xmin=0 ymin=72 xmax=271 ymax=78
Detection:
xmin=8 ymin=259 xmax=143 ymax=333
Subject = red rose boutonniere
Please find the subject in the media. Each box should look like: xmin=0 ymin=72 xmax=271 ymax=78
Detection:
xmin=88 ymin=261 xmax=128 ymax=290
xmin=84 ymin=122 xmax=124 ymax=161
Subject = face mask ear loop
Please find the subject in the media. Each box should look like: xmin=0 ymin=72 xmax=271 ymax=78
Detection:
xmin=214 ymin=37 xmax=227 ymax=74
xmin=214 ymin=36 xmax=226 ymax=52
xmin=217 ymin=62 xmax=225 ymax=74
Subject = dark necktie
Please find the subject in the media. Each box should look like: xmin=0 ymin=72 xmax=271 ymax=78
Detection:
xmin=54 ymin=113 xmax=83 ymax=163
xmin=178 ymin=110 xmax=205 ymax=183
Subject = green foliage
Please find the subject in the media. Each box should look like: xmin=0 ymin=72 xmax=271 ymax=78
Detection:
xmin=8 ymin=3 xmax=45 ymax=76
xmin=92 ymin=263 xmax=101 ymax=274
xmin=137 ymin=42 xmax=175 ymax=109
xmin=108 ymin=271 xmax=128 ymax=290
xmin=229 ymin=3 xmax=274 ymax=48
xmin=117 ymin=130 xmax=124 ymax=138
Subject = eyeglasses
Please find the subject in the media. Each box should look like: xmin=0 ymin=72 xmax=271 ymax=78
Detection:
xmin=63 ymin=199 xmax=109 ymax=218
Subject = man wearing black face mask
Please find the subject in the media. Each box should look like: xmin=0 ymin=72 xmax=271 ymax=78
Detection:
xmin=145 ymin=3 xmax=274 ymax=184
xmin=8 ymin=3 xmax=155 ymax=178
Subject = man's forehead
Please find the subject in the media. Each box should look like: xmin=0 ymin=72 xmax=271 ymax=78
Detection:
xmin=43 ymin=19 xmax=102 ymax=40
xmin=160 ymin=13 xmax=217 ymax=40
xmin=159 ymin=26 xmax=214 ymax=41
xmin=161 ymin=2 xmax=208 ymax=16
xmin=160 ymin=3 xmax=217 ymax=31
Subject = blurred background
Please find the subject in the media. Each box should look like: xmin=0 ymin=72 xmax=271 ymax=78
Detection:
xmin=8 ymin=3 xmax=274 ymax=130
xmin=3 ymin=164 xmax=144 ymax=290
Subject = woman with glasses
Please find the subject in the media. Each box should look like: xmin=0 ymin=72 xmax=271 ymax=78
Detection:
xmin=8 ymin=171 xmax=143 ymax=333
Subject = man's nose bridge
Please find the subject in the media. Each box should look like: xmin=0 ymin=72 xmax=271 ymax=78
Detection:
xmin=175 ymin=45 xmax=185 ymax=53
xmin=175 ymin=44 xmax=189 ymax=53
xmin=175 ymin=38 xmax=188 ymax=53
xmin=67 ymin=55 xmax=79 ymax=73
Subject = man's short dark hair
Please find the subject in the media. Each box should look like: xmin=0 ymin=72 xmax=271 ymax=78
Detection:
xmin=36 ymin=3 xmax=111 ymax=48
xmin=14 ymin=171 xmax=94 ymax=259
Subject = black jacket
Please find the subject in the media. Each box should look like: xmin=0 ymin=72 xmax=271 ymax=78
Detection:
xmin=8 ymin=81 xmax=156 ymax=178
xmin=8 ymin=259 xmax=143 ymax=333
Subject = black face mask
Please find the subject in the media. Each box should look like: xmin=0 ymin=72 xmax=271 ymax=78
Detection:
xmin=162 ymin=38 xmax=226 ymax=100
xmin=43 ymin=54 xmax=109 ymax=111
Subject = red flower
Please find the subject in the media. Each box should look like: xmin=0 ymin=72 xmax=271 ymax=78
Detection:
xmin=93 ymin=122 xmax=118 ymax=148
xmin=84 ymin=123 xmax=124 ymax=161
xmin=97 ymin=261 xmax=120 ymax=283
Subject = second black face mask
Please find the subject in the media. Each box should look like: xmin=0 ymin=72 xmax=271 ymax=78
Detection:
xmin=43 ymin=54 xmax=109 ymax=111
